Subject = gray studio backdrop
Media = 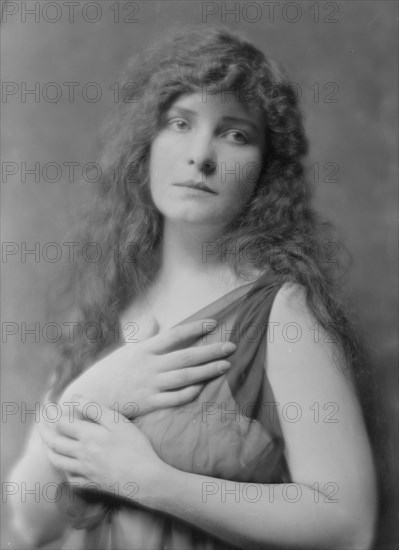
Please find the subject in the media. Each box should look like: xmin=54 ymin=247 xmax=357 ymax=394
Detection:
xmin=1 ymin=1 xmax=397 ymax=548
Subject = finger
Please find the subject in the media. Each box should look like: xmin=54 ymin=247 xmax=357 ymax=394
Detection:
xmin=153 ymin=384 xmax=204 ymax=409
xmin=45 ymin=447 xmax=82 ymax=474
xmin=60 ymin=398 xmax=104 ymax=426
xmin=80 ymin=401 xmax=123 ymax=431
xmin=60 ymin=396 xmax=102 ymax=420
xmin=56 ymin=414 xmax=86 ymax=439
xmin=38 ymin=415 xmax=76 ymax=444
xmin=146 ymin=319 xmax=218 ymax=354
xmin=38 ymin=423 xmax=57 ymax=449
xmin=64 ymin=474 xmax=89 ymax=489
xmin=160 ymin=341 xmax=236 ymax=371
xmin=44 ymin=433 xmax=79 ymax=457
xmin=38 ymin=418 xmax=55 ymax=440
xmin=76 ymin=401 xmax=105 ymax=424
xmin=157 ymin=360 xmax=231 ymax=390
xmin=135 ymin=316 xmax=160 ymax=341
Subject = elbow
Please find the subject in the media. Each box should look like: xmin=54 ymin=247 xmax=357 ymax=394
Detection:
xmin=313 ymin=495 xmax=377 ymax=549
xmin=345 ymin=487 xmax=378 ymax=549
xmin=348 ymin=519 xmax=377 ymax=550
xmin=8 ymin=495 xmax=40 ymax=548
xmin=10 ymin=514 xmax=64 ymax=549
xmin=342 ymin=525 xmax=376 ymax=550
xmin=337 ymin=508 xmax=377 ymax=550
xmin=10 ymin=516 xmax=41 ymax=549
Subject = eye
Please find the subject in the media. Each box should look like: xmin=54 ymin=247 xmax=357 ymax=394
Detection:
xmin=167 ymin=118 xmax=190 ymax=132
xmin=224 ymin=130 xmax=249 ymax=144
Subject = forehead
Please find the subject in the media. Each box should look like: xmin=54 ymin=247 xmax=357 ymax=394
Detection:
xmin=168 ymin=92 xmax=264 ymax=124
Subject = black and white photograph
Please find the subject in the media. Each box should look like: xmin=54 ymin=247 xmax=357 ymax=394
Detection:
xmin=1 ymin=1 xmax=397 ymax=548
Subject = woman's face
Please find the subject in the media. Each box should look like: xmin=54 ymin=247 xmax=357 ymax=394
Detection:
xmin=149 ymin=91 xmax=266 ymax=228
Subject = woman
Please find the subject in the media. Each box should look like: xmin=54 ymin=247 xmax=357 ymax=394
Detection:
xmin=9 ymin=25 xmax=377 ymax=549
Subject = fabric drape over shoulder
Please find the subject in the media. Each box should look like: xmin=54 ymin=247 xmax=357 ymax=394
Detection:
xmin=57 ymin=271 xmax=291 ymax=549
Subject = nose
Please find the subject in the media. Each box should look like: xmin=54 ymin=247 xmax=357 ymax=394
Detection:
xmin=187 ymin=132 xmax=217 ymax=178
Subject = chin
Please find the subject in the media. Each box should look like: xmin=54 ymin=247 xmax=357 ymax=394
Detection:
xmin=165 ymin=210 xmax=231 ymax=228
xmin=169 ymin=213 xmax=221 ymax=225
xmin=156 ymin=202 xmax=219 ymax=225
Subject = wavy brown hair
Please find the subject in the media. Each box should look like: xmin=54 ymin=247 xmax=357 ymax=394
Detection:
xmin=48 ymin=25 xmax=377 ymax=435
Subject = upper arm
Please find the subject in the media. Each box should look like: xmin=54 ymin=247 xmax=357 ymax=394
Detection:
xmin=8 ymin=393 xmax=71 ymax=548
xmin=266 ymin=283 xmax=377 ymax=522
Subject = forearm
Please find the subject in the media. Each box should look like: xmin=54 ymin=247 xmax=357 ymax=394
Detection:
xmin=139 ymin=466 xmax=373 ymax=550
xmin=7 ymin=424 xmax=71 ymax=547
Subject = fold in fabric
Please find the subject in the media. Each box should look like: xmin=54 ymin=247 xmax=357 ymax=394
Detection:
xmin=57 ymin=271 xmax=291 ymax=549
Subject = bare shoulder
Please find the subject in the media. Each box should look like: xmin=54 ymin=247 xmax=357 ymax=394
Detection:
xmin=269 ymin=280 xmax=340 ymax=352
xmin=270 ymin=280 xmax=313 ymax=321
xmin=266 ymin=280 xmax=351 ymax=391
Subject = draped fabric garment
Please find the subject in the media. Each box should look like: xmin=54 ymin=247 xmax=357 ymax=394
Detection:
xmin=58 ymin=272 xmax=291 ymax=549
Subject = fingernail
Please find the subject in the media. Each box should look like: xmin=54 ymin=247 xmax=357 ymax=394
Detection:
xmin=222 ymin=342 xmax=236 ymax=354
xmin=218 ymin=361 xmax=231 ymax=374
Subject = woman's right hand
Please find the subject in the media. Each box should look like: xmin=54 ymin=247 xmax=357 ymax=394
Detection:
xmin=58 ymin=318 xmax=235 ymax=419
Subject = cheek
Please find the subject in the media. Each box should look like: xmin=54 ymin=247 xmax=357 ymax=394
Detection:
xmin=243 ymin=162 xmax=262 ymax=197
xmin=149 ymin=145 xmax=167 ymax=200
xmin=227 ymin=152 xmax=262 ymax=203
xmin=149 ymin=138 xmax=179 ymax=213
xmin=149 ymin=140 xmax=166 ymax=181
xmin=226 ymin=182 xmax=255 ymax=215
xmin=149 ymin=135 xmax=181 ymax=189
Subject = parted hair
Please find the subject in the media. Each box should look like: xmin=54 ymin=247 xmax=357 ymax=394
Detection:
xmin=49 ymin=25 xmax=373 ymax=422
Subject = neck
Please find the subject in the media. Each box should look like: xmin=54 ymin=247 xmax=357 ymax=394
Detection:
xmin=154 ymin=220 xmax=238 ymax=289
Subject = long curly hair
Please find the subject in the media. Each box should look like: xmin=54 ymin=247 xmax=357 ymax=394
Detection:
xmin=48 ymin=25 xmax=376 ymax=428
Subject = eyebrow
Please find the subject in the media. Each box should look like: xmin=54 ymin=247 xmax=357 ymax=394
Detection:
xmin=167 ymin=106 xmax=262 ymax=135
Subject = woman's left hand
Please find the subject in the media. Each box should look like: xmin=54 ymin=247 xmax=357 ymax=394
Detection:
xmin=38 ymin=395 xmax=166 ymax=504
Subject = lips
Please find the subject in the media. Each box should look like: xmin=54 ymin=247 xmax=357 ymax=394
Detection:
xmin=173 ymin=180 xmax=217 ymax=194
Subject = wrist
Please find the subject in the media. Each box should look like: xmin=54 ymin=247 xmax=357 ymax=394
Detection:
xmin=122 ymin=461 xmax=177 ymax=512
